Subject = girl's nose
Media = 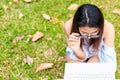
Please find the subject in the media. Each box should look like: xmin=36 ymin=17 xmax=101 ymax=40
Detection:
xmin=88 ymin=34 xmax=91 ymax=39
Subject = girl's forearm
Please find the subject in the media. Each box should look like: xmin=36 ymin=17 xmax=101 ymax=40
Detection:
xmin=74 ymin=48 xmax=86 ymax=60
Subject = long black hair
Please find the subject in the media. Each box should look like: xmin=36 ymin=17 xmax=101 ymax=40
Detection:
xmin=71 ymin=4 xmax=104 ymax=51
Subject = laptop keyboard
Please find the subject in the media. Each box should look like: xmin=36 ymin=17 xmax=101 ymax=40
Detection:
xmin=64 ymin=73 xmax=114 ymax=80
xmin=64 ymin=63 xmax=116 ymax=80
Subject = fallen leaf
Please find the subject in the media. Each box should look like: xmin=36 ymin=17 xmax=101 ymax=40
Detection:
xmin=24 ymin=0 xmax=32 ymax=3
xmin=23 ymin=56 xmax=33 ymax=65
xmin=12 ymin=35 xmax=24 ymax=44
xmin=13 ymin=0 xmax=19 ymax=3
xmin=44 ymin=48 xmax=53 ymax=56
xmin=36 ymin=63 xmax=53 ymax=72
xmin=32 ymin=32 xmax=44 ymax=42
xmin=3 ymin=5 xmax=9 ymax=11
xmin=68 ymin=4 xmax=79 ymax=10
xmin=42 ymin=13 xmax=50 ymax=20
xmin=19 ymin=13 xmax=24 ymax=18
xmin=113 ymin=9 xmax=120 ymax=16
xmin=15 ymin=35 xmax=24 ymax=40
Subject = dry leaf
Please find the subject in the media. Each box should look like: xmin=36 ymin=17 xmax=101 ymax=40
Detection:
xmin=15 ymin=35 xmax=24 ymax=40
xmin=24 ymin=0 xmax=32 ymax=3
xmin=36 ymin=63 xmax=53 ymax=72
xmin=113 ymin=9 xmax=120 ymax=16
xmin=44 ymin=48 xmax=53 ymax=56
xmin=12 ymin=35 xmax=24 ymax=44
xmin=32 ymin=32 xmax=44 ymax=42
xmin=19 ymin=13 xmax=24 ymax=18
xmin=23 ymin=56 xmax=33 ymax=65
xmin=68 ymin=4 xmax=79 ymax=10
xmin=13 ymin=0 xmax=19 ymax=3
xmin=42 ymin=14 xmax=50 ymax=20
xmin=3 ymin=5 xmax=8 ymax=11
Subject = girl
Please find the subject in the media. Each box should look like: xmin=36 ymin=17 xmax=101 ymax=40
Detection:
xmin=64 ymin=4 xmax=117 ymax=65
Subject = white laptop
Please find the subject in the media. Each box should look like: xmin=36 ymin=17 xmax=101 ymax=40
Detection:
xmin=64 ymin=63 xmax=115 ymax=80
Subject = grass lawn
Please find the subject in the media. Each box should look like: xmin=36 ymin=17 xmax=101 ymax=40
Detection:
xmin=0 ymin=0 xmax=120 ymax=79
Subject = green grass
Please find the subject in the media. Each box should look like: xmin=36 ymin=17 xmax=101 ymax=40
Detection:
xmin=0 ymin=0 xmax=120 ymax=79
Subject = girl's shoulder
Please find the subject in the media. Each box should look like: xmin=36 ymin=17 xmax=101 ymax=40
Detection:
xmin=103 ymin=20 xmax=115 ymax=47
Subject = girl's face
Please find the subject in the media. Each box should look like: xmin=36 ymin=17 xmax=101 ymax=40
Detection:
xmin=79 ymin=26 xmax=100 ymax=39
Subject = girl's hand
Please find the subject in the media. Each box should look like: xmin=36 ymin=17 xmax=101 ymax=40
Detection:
xmin=68 ymin=33 xmax=81 ymax=52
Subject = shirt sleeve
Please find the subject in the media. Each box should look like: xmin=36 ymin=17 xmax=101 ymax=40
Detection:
xmin=66 ymin=46 xmax=88 ymax=61
xmin=66 ymin=46 xmax=80 ymax=60
xmin=98 ymin=43 xmax=117 ymax=71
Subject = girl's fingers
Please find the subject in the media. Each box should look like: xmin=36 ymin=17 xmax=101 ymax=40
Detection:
xmin=69 ymin=35 xmax=79 ymax=40
xmin=69 ymin=37 xmax=78 ymax=42
xmin=68 ymin=33 xmax=81 ymax=47
xmin=68 ymin=41 xmax=79 ymax=46
xmin=71 ymin=33 xmax=80 ymax=37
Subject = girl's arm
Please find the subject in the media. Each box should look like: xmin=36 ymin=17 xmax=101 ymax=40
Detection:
xmin=63 ymin=18 xmax=73 ymax=37
xmin=104 ymin=20 xmax=115 ymax=47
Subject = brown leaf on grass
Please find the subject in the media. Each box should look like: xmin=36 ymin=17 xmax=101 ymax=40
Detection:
xmin=3 ymin=5 xmax=9 ymax=11
xmin=42 ymin=14 xmax=50 ymax=20
xmin=44 ymin=48 xmax=53 ymax=56
xmin=113 ymin=9 xmax=120 ymax=16
xmin=23 ymin=56 xmax=33 ymax=65
xmin=32 ymin=32 xmax=44 ymax=42
xmin=12 ymin=35 xmax=24 ymax=44
xmin=68 ymin=4 xmax=79 ymax=10
xmin=19 ymin=13 xmax=24 ymax=18
xmin=36 ymin=63 xmax=53 ymax=72
xmin=24 ymin=0 xmax=32 ymax=3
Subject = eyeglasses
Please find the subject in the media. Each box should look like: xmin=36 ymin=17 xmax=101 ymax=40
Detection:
xmin=80 ymin=34 xmax=100 ymax=39
xmin=79 ymin=30 xmax=100 ymax=39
